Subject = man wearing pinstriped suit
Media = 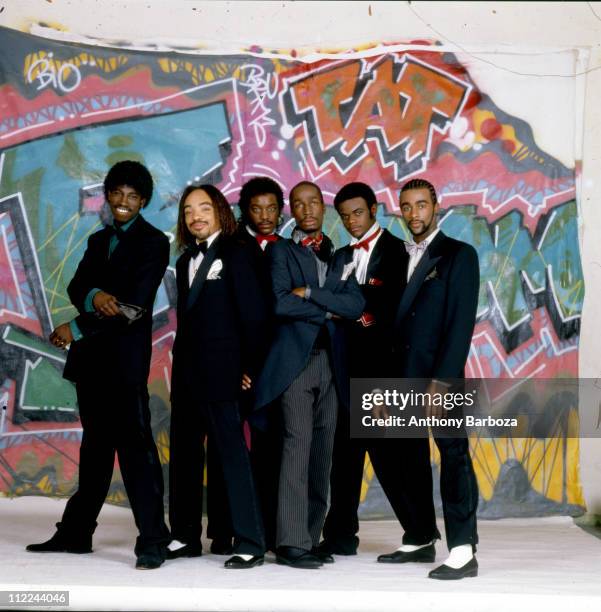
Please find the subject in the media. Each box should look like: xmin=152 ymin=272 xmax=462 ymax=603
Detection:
xmin=254 ymin=181 xmax=364 ymax=569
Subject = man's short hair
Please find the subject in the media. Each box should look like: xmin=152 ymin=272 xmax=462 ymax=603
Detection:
xmin=399 ymin=178 xmax=438 ymax=205
xmin=289 ymin=181 xmax=324 ymax=204
xmin=176 ymin=184 xmax=237 ymax=250
xmin=333 ymin=182 xmax=377 ymax=211
xmin=238 ymin=177 xmax=284 ymax=225
xmin=104 ymin=160 xmax=153 ymax=206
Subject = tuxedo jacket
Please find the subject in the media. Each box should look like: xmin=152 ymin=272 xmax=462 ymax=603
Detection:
xmin=63 ymin=215 xmax=169 ymax=385
xmin=338 ymin=228 xmax=405 ymax=378
xmin=233 ymin=227 xmax=282 ymax=298
xmin=393 ymin=231 xmax=479 ymax=379
xmin=254 ymin=236 xmax=365 ymax=411
xmin=171 ymin=234 xmax=269 ymax=404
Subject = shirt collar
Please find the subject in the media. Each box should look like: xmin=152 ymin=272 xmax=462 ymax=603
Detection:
xmin=349 ymin=221 xmax=381 ymax=246
xmin=409 ymin=227 xmax=440 ymax=250
xmin=292 ymin=226 xmax=322 ymax=244
xmin=113 ymin=213 xmax=140 ymax=233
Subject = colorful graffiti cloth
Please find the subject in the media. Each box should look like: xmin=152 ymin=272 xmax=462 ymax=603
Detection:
xmin=0 ymin=26 xmax=584 ymax=517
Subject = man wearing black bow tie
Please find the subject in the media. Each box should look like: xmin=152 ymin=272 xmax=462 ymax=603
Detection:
xmin=254 ymin=181 xmax=364 ymax=568
xmin=168 ymin=184 xmax=268 ymax=569
xmin=378 ymin=178 xmax=480 ymax=580
xmin=320 ymin=182 xmax=435 ymax=559
xmin=27 ymin=161 xmax=171 ymax=570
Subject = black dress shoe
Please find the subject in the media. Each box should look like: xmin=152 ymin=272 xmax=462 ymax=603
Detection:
xmin=210 ymin=539 xmax=234 ymax=555
xmin=26 ymin=531 xmax=92 ymax=554
xmin=377 ymin=543 xmax=436 ymax=563
xmin=224 ymin=555 xmax=264 ymax=569
xmin=428 ymin=557 xmax=478 ymax=580
xmin=311 ymin=547 xmax=334 ymax=564
xmin=166 ymin=542 xmax=203 ymax=559
xmin=276 ymin=546 xmax=323 ymax=569
xmin=317 ymin=536 xmax=358 ymax=556
xmin=136 ymin=553 xmax=164 ymax=570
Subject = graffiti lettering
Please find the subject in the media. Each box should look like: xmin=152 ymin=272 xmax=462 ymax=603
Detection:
xmin=238 ymin=64 xmax=278 ymax=148
xmin=26 ymin=57 xmax=82 ymax=93
xmin=283 ymin=55 xmax=470 ymax=178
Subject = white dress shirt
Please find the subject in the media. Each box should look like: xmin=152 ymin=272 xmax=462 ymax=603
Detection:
xmin=349 ymin=222 xmax=382 ymax=285
xmin=188 ymin=230 xmax=221 ymax=287
xmin=406 ymin=228 xmax=440 ymax=282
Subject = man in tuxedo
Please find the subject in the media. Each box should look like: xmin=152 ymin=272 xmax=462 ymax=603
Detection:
xmin=27 ymin=161 xmax=171 ymax=570
xmin=168 ymin=184 xmax=267 ymax=569
xmin=255 ymin=181 xmax=365 ymax=569
xmin=203 ymin=176 xmax=285 ymax=555
xmin=234 ymin=176 xmax=285 ymax=552
xmin=319 ymin=182 xmax=436 ymax=558
xmin=379 ymin=178 xmax=480 ymax=580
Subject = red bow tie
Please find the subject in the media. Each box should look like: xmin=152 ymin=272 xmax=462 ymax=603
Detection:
xmin=256 ymin=234 xmax=278 ymax=245
xmin=301 ymin=233 xmax=324 ymax=252
xmin=352 ymin=228 xmax=381 ymax=251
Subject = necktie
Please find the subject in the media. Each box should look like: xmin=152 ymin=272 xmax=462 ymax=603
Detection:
xmin=404 ymin=241 xmax=428 ymax=257
xmin=256 ymin=234 xmax=278 ymax=246
xmin=352 ymin=228 xmax=382 ymax=251
xmin=301 ymin=233 xmax=324 ymax=252
xmin=189 ymin=241 xmax=208 ymax=258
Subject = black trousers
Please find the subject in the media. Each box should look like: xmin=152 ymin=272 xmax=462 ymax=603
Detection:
xmin=433 ymin=436 xmax=479 ymax=551
xmin=249 ymin=401 xmax=282 ymax=552
xmin=169 ymin=398 xmax=265 ymax=556
xmin=206 ymin=440 xmax=233 ymax=542
xmin=323 ymin=407 xmax=440 ymax=548
xmin=60 ymin=382 xmax=170 ymax=555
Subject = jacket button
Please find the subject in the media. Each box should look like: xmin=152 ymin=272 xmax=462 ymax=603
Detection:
xmin=405 ymin=344 xmax=410 ymax=349
xmin=411 ymin=312 xmax=415 ymax=317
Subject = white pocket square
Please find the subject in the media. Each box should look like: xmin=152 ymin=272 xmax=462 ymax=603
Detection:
xmin=207 ymin=259 xmax=223 ymax=280
xmin=341 ymin=262 xmax=356 ymax=281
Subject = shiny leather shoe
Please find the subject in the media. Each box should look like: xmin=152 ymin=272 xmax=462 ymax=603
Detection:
xmin=428 ymin=557 xmax=478 ymax=580
xmin=136 ymin=552 xmax=164 ymax=570
xmin=311 ymin=547 xmax=334 ymax=564
xmin=377 ymin=544 xmax=435 ymax=563
xmin=166 ymin=542 xmax=203 ymax=559
xmin=224 ymin=554 xmax=264 ymax=569
xmin=276 ymin=546 xmax=323 ymax=569
xmin=210 ymin=539 xmax=234 ymax=555
xmin=317 ymin=537 xmax=359 ymax=556
xmin=26 ymin=531 xmax=92 ymax=554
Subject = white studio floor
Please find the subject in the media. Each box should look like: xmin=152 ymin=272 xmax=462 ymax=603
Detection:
xmin=1 ymin=496 xmax=600 ymax=612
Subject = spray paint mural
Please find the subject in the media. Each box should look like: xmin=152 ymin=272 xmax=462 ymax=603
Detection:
xmin=0 ymin=26 xmax=585 ymax=517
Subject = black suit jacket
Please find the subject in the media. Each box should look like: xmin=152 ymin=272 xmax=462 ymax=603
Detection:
xmin=339 ymin=228 xmax=405 ymax=378
xmin=171 ymin=234 xmax=269 ymax=404
xmin=233 ymin=227 xmax=282 ymax=298
xmin=254 ymin=235 xmax=365 ymax=411
xmin=393 ymin=231 xmax=479 ymax=379
xmin=63 ymin=215 xmax=169 ymax=385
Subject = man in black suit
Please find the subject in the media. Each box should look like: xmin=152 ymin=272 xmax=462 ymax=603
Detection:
xmin=203 ymin=176 xmax=285 ymax=555
xmin=235 ymin=176 xmax=284 ymax=552
xmin=319 ymin=182 xmax=437 ymax=558
xmin=254 ymin=181 xmax=365 ymax=569
xmin=378 ymin=178 xmax=480 ymax=580
xmin=168 ymin=184 xmax=267 ymax=569
xmin=27 ymin=161 xmax=171 ymax=570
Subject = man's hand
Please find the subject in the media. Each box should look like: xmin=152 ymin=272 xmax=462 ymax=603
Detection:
xmin=241 ymin=373 xmax=252 ymax=391
xmin=425 ymin=380 xmax=449 ymax=419
xmin=92 ymin=291 xmax=121 ymax=317
xmin=291 ymin=287 xmax=306 ymax=299
xmin=49 ymin=323 xmax=74 ymax=350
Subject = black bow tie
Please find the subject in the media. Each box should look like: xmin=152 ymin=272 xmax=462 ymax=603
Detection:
xmin=188 ymin=241 xmax=209 ymax=258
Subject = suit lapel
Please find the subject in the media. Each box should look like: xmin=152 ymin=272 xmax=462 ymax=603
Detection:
xmin=394 ymin=232 xmax=444 ymax=326
xmin=289 ymin=240 xmax=320 ymax=288
xmin=365 ymin=230 xmax=385 ymax=281
xmin=186 ymin=237 xmax=220 ymax=311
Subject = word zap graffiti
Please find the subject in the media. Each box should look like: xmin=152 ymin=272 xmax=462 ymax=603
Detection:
xmin=0 ymin=27 xmax=584 ymax=516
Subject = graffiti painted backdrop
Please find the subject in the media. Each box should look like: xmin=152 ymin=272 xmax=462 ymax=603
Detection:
xmin=0 ymin=27 xmax=584 ymax=517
